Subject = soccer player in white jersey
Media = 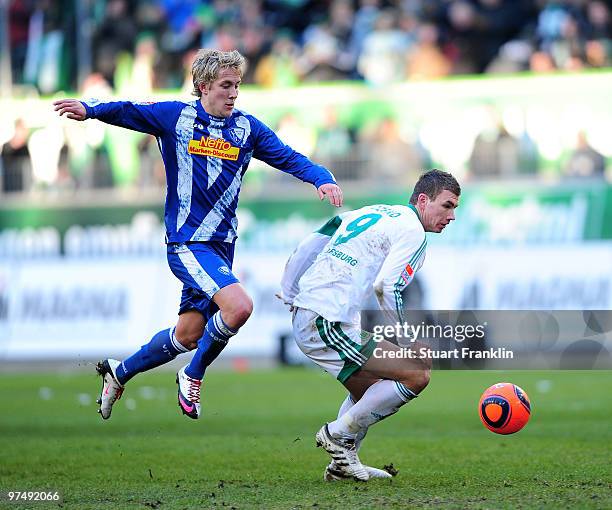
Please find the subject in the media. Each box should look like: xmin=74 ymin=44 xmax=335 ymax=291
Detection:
xmin=280 ymin=169 xmax=460 ymax=481
xmin=54 ymin=49 xmax=342 ymax=420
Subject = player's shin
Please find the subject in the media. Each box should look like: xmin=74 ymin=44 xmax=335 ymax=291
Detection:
xmin=337 ymin=393 xmax=356 ymax=418
xmin=337 ymin=393 xmax=368 ymax=449
xmin=327 ymin=380 xmax=417 ymax=439
xmin=185 ymin=311 xmax=237 ymax=380
xmin=115 ymin=327 xmax=188 ymax=384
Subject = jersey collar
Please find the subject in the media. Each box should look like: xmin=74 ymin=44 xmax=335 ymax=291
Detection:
xmin=408 ymin=203 xmax=426 ymax=228
xmin=197 ymin=101 xmax=231 ymax=126
xmin=408 ymin=203 xmax=421 ymax=220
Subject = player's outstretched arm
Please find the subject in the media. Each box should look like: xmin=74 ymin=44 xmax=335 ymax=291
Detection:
xmin=317 ymin=182 xmax=343 ymax=207
xmin=53 ymin=99 xmax=87 ymax=121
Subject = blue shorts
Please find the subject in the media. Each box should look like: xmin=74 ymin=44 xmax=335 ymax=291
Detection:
xmin=167 ymin=241 xmax=239 ymax=319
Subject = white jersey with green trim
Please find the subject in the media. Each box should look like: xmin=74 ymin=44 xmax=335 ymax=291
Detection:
xmin=284 ymin=204 xmax=427 ymax=324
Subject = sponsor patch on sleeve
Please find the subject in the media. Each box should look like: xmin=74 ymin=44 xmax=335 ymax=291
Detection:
xmin=400 ymin=263 xmax=414 ymax=284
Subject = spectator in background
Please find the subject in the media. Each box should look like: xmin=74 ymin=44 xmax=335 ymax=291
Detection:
xmin=550 ymin=11 xmax=587 ymax=70
xmin=468 ymin=108 xmax=522 ymax=178
xmin=537 ymin=1 xmax=578 ymax=53
xmin=264 ymin=0 xmax=320 ymax=36
xmin=275 ymin=112 xmax=317 ymax=159
xmin=529 ymin=49 xmax=557 ymax=71
xmin=157 ymin=0 xmax=202 ymax=52
xmin=180 ymin=48 xmax=204 ymax=94
xmin=238 ymin=26 xmax=268 ymax=84
xmin=406 ymin=22 xmax=451 ymax=80
xmin=93 ymin=0 xmax=137 ymax=87
xmin=9 ymin=0 xmax=612 ymax=94
xmin=357 ymin=8 xmax=414 ymax=85
xmin=313 ymin=106 xmax=355 ymax=180
xmin=132 ymin=34 xmax=158 ymax=92
xmin=443 ymin=0 xmax=532 ymax=74
xmin=134 ymin=2 xmax=166 ymax=36
xmin=486 ymin=39 xmax=534 ymax=73
xmin=23 ymin=0 xmax=67 ymax=93
xmin=1 ymin=119 xmax=31 ymax=192
xmin=298 ymin=0 xmax=356 ymax=82
xmin=254 ymin=35 xmax=301 ymax=88
xmin=202 ymin=21 xmax=240 ymax=53
xmin=359 ymin=117 xmax=425 ymax=184
xmin=585 ymin=1 xmax=612 ymax=67
xmin=350 ymin=0 xmax=381 ymax=61
xmin=587 ymin=0 xmax=611 ymax=38
xmin=113 ymin=33 xmax=158 ymax=95
xmin=63 ymin=73 xmax=113 ymax=189
xmin=564 ymin=131 xmax=606 ymax=178
xmin=585 ymin=38 xmax=610 ymax=67
xmin=28 ymin=118 xmax=65 ymax=188
xmin=534 ymin=0 xmax=606 ymax=70
xmin=9 ymin=0 xmax=31 ymax=84
xmin=235 ymin=0 xmax=272 ymax=81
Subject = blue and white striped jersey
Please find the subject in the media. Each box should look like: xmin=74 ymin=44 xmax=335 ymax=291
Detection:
xmin=82 ymin=99 xmax=336 ymax=243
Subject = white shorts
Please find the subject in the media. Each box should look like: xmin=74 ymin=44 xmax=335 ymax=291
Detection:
xmin=292 ymin=308 xmax=376 ymax=383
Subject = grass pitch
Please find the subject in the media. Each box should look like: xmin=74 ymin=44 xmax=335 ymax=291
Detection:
xmin=0 ymin=368 xmax=610 ymax=509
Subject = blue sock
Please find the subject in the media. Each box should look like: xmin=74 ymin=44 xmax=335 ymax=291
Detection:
xmin=115 ymin=327 xmax=188 ymax=385
xmin=185 ymin=312 xmax=237 ymax=380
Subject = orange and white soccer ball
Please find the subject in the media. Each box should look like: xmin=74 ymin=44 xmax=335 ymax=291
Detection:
xmin=479 ymin=383 xmax=531 ymax=434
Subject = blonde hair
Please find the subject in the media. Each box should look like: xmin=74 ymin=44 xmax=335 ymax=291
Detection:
xmin=191 ymin=49 xmax=246 ymax=97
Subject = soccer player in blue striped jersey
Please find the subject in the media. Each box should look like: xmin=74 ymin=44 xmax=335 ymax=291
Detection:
xmin=280 ymin=170 xmax=460 ymax=481
xmin=54 ymin=49 xmax=343 ymax=421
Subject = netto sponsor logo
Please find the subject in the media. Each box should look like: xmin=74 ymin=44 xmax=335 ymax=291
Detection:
xmin=188 ymin=136 xmax=239 ymax=161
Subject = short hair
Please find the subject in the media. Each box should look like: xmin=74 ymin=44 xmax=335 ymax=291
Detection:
xmin=191 ymin=49 xmax=246 ymax=98
xmin=409 ymin=169 xmax=461 ymax=204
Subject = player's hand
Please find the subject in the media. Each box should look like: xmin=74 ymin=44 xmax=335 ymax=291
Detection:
xmin=317 ymin=183 xmax=343 ymax=207
xmin=53 ymin=99 xmax=87 ymax=121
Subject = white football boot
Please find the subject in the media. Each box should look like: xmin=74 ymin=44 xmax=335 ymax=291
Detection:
xmin=315 ymin=424 xmax=369 ymax=481
xmin=324 ymin=463 xmax=394 ymax=481
xmin=95 ymin=359 xmax=124 ymax=420
xmin=176 ymin=365 xmax=202 ymax=419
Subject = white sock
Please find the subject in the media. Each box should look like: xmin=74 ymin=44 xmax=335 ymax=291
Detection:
xmin=328 ymin=380 xmax=417 ymax=440
xmin=336 ymin=393 xmax=367 ymax=449
xmin=337 ymin=393 xmax=356 ymax=419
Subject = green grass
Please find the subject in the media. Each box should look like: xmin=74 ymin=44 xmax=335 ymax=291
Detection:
xmin=0 ymin=368 xmax=610 ymax=509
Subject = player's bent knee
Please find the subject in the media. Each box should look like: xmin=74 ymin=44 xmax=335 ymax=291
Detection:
xmin=415 ymin=368 xmax=431 ymax=393
xmin=419 ymin=368 xmax=431 ymax=391
xmin=238 ymin=297 xmax=254 ymax=322
xmin=223 ymin=296 xmax=253 ymax=328
xmin=174 ymin=325 xmax=204 ymax=350
xmin=174 ymin=332 xmax=201 ymax=350
xmin=400 ymin=367 xmax=430 ymax=395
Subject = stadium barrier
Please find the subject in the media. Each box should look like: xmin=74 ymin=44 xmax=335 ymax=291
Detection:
xmin=1 ymin=244 xmax=610 ymax=360
xmin=2 ymin=180 xmax=611 ymax=361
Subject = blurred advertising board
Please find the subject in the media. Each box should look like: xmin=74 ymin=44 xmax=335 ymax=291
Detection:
xmin=1 ymin=181 xmax=612 ymax=260
xmin=0 ymin=254 xmax=288 ymax=360
xmin=1 ymin=244 xmax=611 ymax=360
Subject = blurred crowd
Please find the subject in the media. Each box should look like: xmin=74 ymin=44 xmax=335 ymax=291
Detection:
xmin=1 ymin=101 xmax=608 ymax=194
xmin=7 ymin=0 xmax=612 ymax=92
xmin=2 ymin=0 xmax=611 ymax=193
